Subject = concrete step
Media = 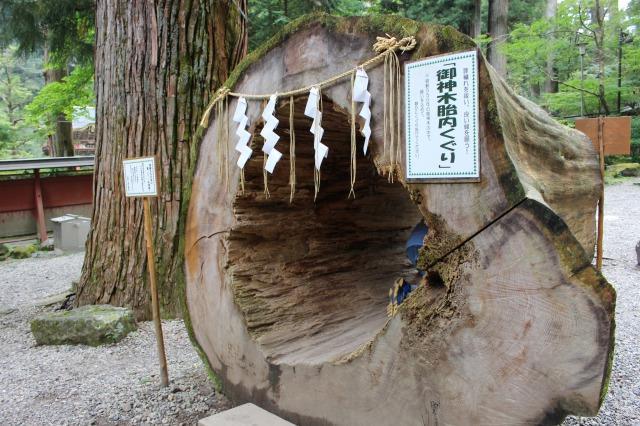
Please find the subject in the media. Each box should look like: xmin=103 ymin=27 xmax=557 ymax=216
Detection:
xmin=199 ymin=403 xmax=295 ymax=426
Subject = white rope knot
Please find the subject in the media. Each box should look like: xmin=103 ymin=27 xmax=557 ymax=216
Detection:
xmin=373 ymin=34 xmax=417 ymax=54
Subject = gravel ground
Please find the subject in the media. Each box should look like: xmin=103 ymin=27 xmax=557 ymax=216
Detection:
xmin=0 ymin=253 xmax=229 ymax=425
xmin=563 ymin=179 xmax=640 ymax=426
xmin=0 ymin=180 xmax=638 ymax=426
xmin=0 ymin=251 xmax=84 ymax=310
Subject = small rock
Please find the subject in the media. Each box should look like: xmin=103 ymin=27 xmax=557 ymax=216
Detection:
xmin=30 ymin=305 xmax=137 ymax=346
xmin=9 ymin=244 xmax=37 ymax=259
xmin=40 ymin=238 xmax=55 ymax=251
xmin=619 ymin=167 xmax=640 ymax=177
xmin=0 ymin=306 xmax=17 ymax=316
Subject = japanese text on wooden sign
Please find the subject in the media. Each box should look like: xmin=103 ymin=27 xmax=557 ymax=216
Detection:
xmin=404 ymin=50 xmax=479 ymax=181
xmin=123 ymin=157 xmax=158 ymax=197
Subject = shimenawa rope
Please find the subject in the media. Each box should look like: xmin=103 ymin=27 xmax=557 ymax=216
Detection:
xmin=201 ymin=34 xmax=417 ymax=198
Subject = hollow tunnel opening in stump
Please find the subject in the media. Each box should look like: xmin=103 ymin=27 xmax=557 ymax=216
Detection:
xmin=230 ymin=97 xmax=423 ymax=364
xmin=184 ymin=15 xmax=615 ymax=426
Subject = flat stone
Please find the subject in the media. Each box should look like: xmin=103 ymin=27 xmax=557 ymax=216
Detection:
xmin=9 ymin=244 xmax=37 ymax=259
xmin=30 ymin=304 xmax=136 ymax=346
xmin=198 ymin=403 xmax=295 ymax=426
xmin=0 ymin=306 xmax=17 ymax=316
xmin=35 ymin=290 xmax=74 ymax=307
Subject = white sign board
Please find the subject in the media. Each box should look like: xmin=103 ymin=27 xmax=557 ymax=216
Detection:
xmin=123 ymin=157 xmax=158 ymax=197
xmin=404 ymin=50 xmax=480 ymax=181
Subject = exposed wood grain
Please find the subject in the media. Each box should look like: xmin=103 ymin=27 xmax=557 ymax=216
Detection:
xmin=185 ymin=16 xmax=615 ymax=425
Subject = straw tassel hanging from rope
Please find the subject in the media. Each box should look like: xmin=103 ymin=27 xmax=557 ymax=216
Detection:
xmin=349 ymin=72 xmax=357 ymax=199
xmin=375 ymin=35 xmax=407 ymax=182
xmin=289 ymin=96 xmax=296 ymax=203
xmin=198 ymin=34 xmax=416 ymax=200
xmin=215 ymin=94 xmax=230 ymax=191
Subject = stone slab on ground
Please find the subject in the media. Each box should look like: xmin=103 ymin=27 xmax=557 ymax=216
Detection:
xmin=199 ymin=403 xmax=295 ymax=426
xmin=30 ymin=304 xmax=136 ymax=346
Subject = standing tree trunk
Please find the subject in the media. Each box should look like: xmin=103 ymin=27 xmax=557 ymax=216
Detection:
xmin=43 ymin=45 xmax=74 ymax=157
xmin=470 ymin=0 xmax=482 ymax=38
xmin=54 ymin=114 xmax=74 ymax=156
xmin=488 ymin=0 xmax=509 ymax=77
xmin=76 ymin=0 xmax=247 ymax=319
xmin=592 ymin=0 xmax=610 ymax=115
xmin=544 ymin=0 xmax=558 ymax=93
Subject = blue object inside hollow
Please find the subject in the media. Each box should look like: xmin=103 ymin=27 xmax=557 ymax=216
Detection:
xmin=406 ymin=221 xmax=428 ymax=267
xmin=394 ymin=222 xmax=428 ymax=305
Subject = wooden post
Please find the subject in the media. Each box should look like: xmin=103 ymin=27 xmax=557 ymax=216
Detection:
xmin=33 ymin=169 xmax=48 ymax=243
xmin=596 ymin=116 xmax=605 ymax=270
xmin=143 ymin=196 xmax=169 ymax=387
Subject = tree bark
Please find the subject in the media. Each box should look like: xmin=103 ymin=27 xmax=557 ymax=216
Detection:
xmin=488 ymin=0 xmax=509 ymax=77
xmin=593 ymin=0 xmax=610 ymax=115
xmin=54 ymin=114 xmax=74 ymax=156
xmin=76 ymin=0 xmax=247 ymax=319
xmin=470 ymin=0 xmax=482 ymax=38
xmin=185 ymin=16 xmax=615 ymax=425
xmin=43 ymin=45 xmax=74 ymax=157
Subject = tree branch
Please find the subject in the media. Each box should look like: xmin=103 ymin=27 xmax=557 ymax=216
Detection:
xmin=539 ymin=67 xmax=599 ymax=97
xmin=577 ymin=4 xmax=596 ymax=36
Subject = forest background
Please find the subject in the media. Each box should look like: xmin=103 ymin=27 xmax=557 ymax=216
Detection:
xmin=0 ymin=0 xmax=638 ymax=160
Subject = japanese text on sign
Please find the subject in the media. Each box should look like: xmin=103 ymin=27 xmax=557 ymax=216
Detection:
xmin=123 ymin=157 xmax=158 ymax=197
xmin=404 ymin=50 xmax=479 ymax=181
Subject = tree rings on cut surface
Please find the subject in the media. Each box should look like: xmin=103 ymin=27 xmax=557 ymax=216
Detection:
xmin=185 ymin=14 xmax=615 ymax=426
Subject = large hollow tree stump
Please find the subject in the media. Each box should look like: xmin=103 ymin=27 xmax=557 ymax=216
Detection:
xmin=184 ymin=15 xmax=615 ymax=425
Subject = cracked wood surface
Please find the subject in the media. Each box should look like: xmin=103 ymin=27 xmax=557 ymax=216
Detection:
xmin=184 ymin=16 xmax=615 ymax=426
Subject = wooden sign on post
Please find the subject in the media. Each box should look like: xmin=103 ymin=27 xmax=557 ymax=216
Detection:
xmin=122 ymin=156 xmax=169 ymax=387
xmin=404 ymin=50 xmax=480 ymax=182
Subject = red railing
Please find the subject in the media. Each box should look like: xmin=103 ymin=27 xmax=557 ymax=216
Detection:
xmin=0 ymin=157 xmax=94 ymax=242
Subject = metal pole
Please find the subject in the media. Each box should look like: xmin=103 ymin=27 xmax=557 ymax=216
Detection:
xmin=617 ymin=29 xmax=623 ymax=114
xmin=33 ymin=169 xmax=48 ymax=243
xmin=580 ymin=53 xmax=585 ymax=117
xmin=143 ymin=197 xmax=169 ymax=387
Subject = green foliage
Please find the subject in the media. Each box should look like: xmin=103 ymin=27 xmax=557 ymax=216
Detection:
xmin=0 ymin=0 xmax=95 ymax=158
xmin=502 ymin=0 xmax=639 ymax=117
xmin=631 ymin=116 xmax=640 ymax=162
xmin=0 ymin=45 xmax=45 ymax=159
xmin=248 ymin=0 xmax=375 ymax=50
xmin=0 ymin=0 xmax=94 ymax=67
xmin=248 ymin=0 xmax=548 ymax=51
xmin=25 ymin=64 xmax=93 ymax=133
xmin=399 ymin=0 xmax=476 ymax=35
xmin=376 ymin=0 xmax=544 ymax=35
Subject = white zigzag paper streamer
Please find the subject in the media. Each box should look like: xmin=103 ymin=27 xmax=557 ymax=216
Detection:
xmin=304 ymin=87 xmax=329 ymax=170
xmin=352 ymin=68 xmax=372 ymax=154
xmin=260 ymin=94 xmax=282 ymax=173
xmin=232 ymin=97 xmax=253 ymax=168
